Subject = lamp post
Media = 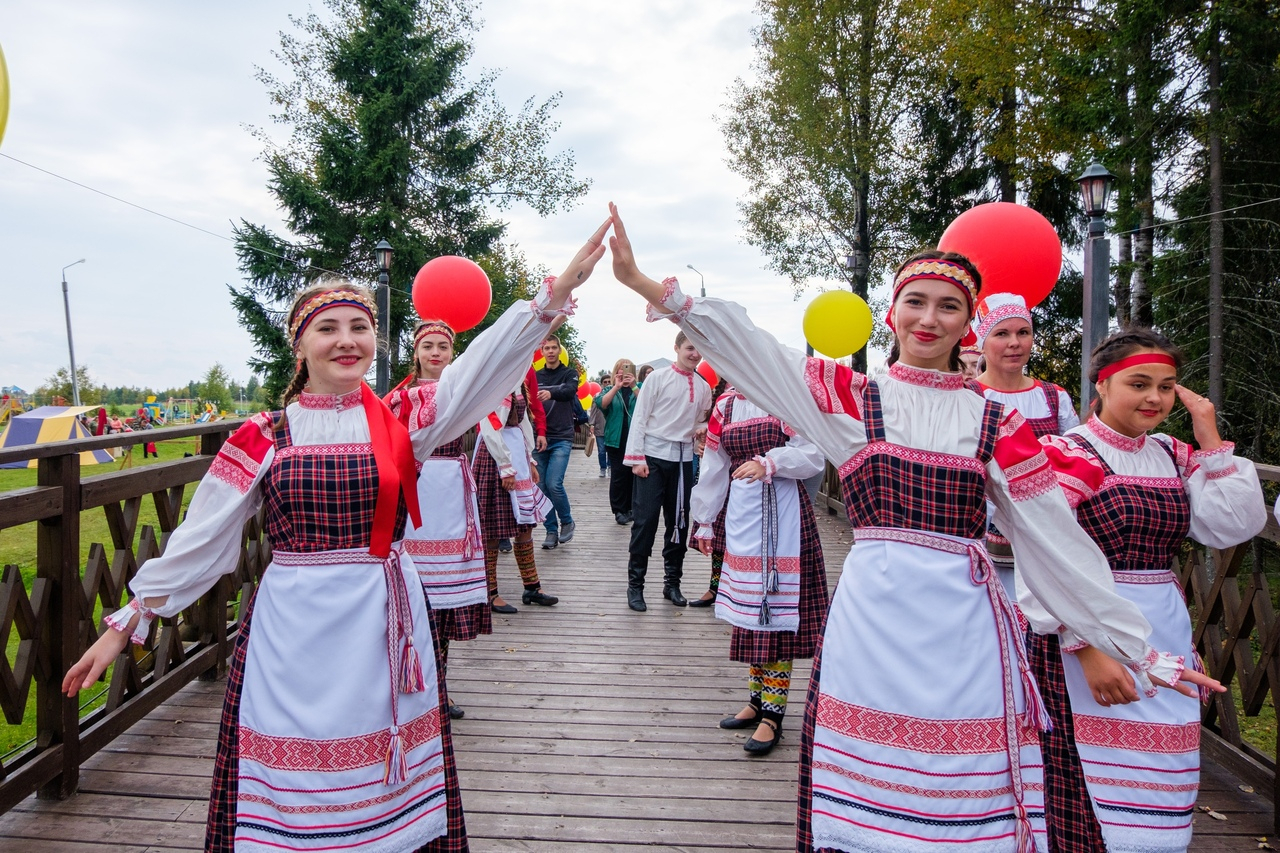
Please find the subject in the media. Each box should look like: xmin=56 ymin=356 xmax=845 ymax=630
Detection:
xmin=1076 ymin=162 xmax=1115 ymax=409
xmin=374 ymin=240 xmax=393 ymax=396
xmin=685 ymin=264 xmax=705 ymax=297
xmin=61 ymin=259 xmax=86 ymax=406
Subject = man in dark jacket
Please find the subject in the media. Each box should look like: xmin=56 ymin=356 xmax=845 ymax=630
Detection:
xmin=533 ymin=335 xmax=580 ymax=549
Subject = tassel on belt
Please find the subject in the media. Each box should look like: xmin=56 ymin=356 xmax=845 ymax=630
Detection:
xmin=272 ymin=547 xmax=426 ymax=785
xmin=853 ymin=527 xmax=1049 ymax=853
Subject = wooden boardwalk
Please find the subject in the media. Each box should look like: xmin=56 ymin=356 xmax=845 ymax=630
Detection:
xmin=0 ymin=453 xmax=1272 ymax=851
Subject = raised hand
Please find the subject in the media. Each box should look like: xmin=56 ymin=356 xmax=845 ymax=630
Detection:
xmin=1175 ymin=384 xmax=1223 ymax=452
xmin=552 ymin=216 xmax=613 ymax=304
xmin=607 ymin=202 xmax=670 ymax=308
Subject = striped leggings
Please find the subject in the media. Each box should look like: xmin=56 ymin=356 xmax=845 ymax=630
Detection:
xmin=748 ymin=661 xmax=793 ymax=725
xmin=484 ymin=530 xmax=541 ymax=596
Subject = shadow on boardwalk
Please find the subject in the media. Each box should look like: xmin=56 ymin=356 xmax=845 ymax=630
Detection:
xmin=0 ymin=454 xmax=1271 ymax=850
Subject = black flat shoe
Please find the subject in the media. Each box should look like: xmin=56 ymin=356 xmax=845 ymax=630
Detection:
xmin=688 ymin=593 xmax=715 ymax=608
xmin=497 ymin=538 xmax=512 ymax=553
xmin=663 ymin=586 xmax=687 ymax=607
xmin=522 ymin=589 xmax=559 ymax=606
xmin=719 ymin=710 xmax=761 ymax=729
xmin=744 ymin=719 xmax=782 ymax=756
xmin=448 ymin=702 xmax=465 ymax=720
xmin=627 ymin=587 xmax=647 ymax=612
xmin=490 ymin=599 xmax=518 ymax=614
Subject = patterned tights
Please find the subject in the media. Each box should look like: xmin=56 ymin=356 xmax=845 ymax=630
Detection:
xmin=708 ymin=550 xmax=724 ymax=595
xmin=749 ymin=661 xmax=793 ymax=725
xmin=484 ymin=529 xmax=541 ymax=597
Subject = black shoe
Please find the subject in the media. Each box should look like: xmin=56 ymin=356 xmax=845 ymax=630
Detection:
xmin=615 ymin=512 xmax=629 ymax=525
xmin=663 ymin=586 xmax=687 ymax=607
xmin=558 ymin=521 xmax=576 ymax=543
xmin=522 ymin=589 xmax=559 ymax=606
xmin=689 ymin=592 xmax=715 ymax=608
xmin=620 ymin=513 xmax=633 ymax=524
xmin=497 ymin=538 xmax=512 ymax=553
xmin=719 ymin=710 xmax=761 ymax=729
xmin=541 ymin=530 xmax=559 ymax=550
xmin=744 ymin=719 xmax=782 ymax=755
xmin=627 ymin=587 xmax=647 ymax=612
xmin=490 ymin=598 xmax=518 ymax=614
xmin=448 ymin=702 xmax=465 ymax=720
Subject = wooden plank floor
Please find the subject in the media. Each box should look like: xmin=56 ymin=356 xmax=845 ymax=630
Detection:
xmin=0 ymin=453 xmax=1272 ymax=850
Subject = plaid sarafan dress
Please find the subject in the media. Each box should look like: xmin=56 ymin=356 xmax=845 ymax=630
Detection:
xmin=640 ymin=277 xmax=1192 ymax=853
xmin=689 ymin=391 xmax=828 ymax=664
xmin=1029 ymin=417 xmax=1266 ymax=853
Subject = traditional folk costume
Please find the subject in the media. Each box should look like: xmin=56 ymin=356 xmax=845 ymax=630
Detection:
xmin=473 ymin=379 xmax=553 ymax=600
xmin=966 ymin=293 xmax=1080 ymax=603
xmin=643 ymin=271 xmax=1188 ymax=853
xmin=105 ymin=285 xmax=572 ymax=853
xmin=1027 ymin=409 xmax=1265 ymax=853
xmin=623 ymin=362 xmax=714 ymax=598
xmin=690 ymin=388 xmax=829 ymax=734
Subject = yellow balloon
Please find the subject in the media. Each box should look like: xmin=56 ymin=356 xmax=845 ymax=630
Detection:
xmin=0 ymin=43 xmax=9 ymax=149
xmin=803 ymin=290 xmax=873 ymax=359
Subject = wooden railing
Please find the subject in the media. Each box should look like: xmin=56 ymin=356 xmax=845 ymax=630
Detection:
xmin=817 ymin=459 xmax=1280 ymax=828
xmin=0 ymin=421 xmax=269 ymax=813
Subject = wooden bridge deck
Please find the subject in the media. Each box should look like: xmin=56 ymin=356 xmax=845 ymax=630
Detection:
xmin=0 ymin=454 xmax=1272 ymax=851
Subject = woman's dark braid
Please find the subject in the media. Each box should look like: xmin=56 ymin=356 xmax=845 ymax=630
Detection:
xmin=274 ymin=362 xmax=310 ymax=430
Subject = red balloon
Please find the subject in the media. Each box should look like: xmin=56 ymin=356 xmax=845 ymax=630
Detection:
xmin=586 ymin=382 xmax=602 ymax=396
xmin=937 ymin=203 xmax=1062 ymax=308
xmin=696 ymin=360 xmax=718 ymax=388
xmin=412 ymin=256 xmax=493 ymax=333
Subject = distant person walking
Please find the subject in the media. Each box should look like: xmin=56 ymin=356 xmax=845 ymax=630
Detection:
xmin=533 ymin=335 xmax=579 ymax=549
xmin=588 ymin=377 xmax=609 ymax=477
xmin=597 ymin=359 xmax=641 ymax=524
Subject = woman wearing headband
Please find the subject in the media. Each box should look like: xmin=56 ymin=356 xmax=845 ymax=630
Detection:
xmin=1027 ymin=328 xmax=1264 ymax=853
xmin=606 ymin=202 xmax=1222 ymax=853
xmin=62 ymin=219 xmax=610 ymax=853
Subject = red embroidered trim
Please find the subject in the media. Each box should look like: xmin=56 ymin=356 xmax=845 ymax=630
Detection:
xmin=276 ymin=443 xmax=374 ymax=459
xmin=1072 ymin=715 xmax=1200 ymax=754
xmin=1007 ymin=465 xmax=1058 ymax=502
xmin=531 ymin=276 xmax=577 ymax=322
xmin=839 ymin=442 xmax=986 ymax=479
xmin=210 ymin=415 xmax=275 ymax=494
xmin=1112 ymin=570 xmax=1176 ymax=585
xmin=273 ymin=549 xmax=388 ymax=566
xmin=1083 ymin=774 xmax=1198 ymax=793
xmin=239 ymin=711 xmax=442 ymax=772
xmin=803 ymin=358 xmax=866 ymax=418
xmin=724 ymin=415 xmax=782 ymax=432
xmin=403 ymin=382 xmax=438 ymax=432
xmin=723 ymin=554 xmax=802 ymax=579
xmin=811 ymin=760 xmax=1038 ymax=800
xmin=210 ymin=456 xmax=257 ymax=494
xmin=1086 ymin=415 xmax=1146 ymax=452
xmin=815 ymin=695 xmax=1038 ymax=755
xmin=297 ymin=388 xmax=363 ymax=410
xmin=888 ymin=362 xmax=965 ymax=391
xmin=624 ymin=454 xmax=646 ymax=463
xmin=1193 ymin=441 xmax=1234 ymax=459
xmin=1205 ymin=464 xmax=1239 ymax=480
xmin=1100 ymin=475 xmax=1183 ymax=491
xmin=237 ymin=765 xmax=444 ymax=814
xmin=403 ymin=538 xmax=472 ymax=557
xmin=975 ymin=302 xmax=1033 ymax=345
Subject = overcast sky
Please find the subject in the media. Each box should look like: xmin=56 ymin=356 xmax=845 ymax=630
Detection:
xmin=0 ymin=1 xmax=868 ymax=394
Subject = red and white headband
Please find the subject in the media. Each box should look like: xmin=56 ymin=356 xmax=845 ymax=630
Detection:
xmin=887 ymin=258 xmax=980 ymax=347
xmin=414 ymin=320 xmax=456 ymax=348
xmin=1097 ymin=352 xmax=1178 ymax=382
xmin=290 ymin=288 xmax=377 ymax=350
xmin=973 ymin=292 xmax=1033 ymax=348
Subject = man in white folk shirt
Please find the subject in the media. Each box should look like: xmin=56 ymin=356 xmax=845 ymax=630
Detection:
xmin=623 ymin=331 xmax=714 ymax=611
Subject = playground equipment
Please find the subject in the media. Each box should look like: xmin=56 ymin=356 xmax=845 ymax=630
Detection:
xmin=0 ymin=406 xmax=113 ymax=468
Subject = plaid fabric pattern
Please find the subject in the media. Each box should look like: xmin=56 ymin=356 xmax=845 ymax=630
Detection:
xmin=1023 ymin=381 xmax=1063 ymax=439
xmin=473 ymin=438 xmax=522 ymax=540
xmin=795 ymin=626 xmax=827 ymax=853
xmin=421 ymin=606 xmax=471 ymax=852
xmin=840 ymin=380 xmax=999 ymax=538
xmin=263 ymin=422 xmax=408 ymax=551
xmin=205 ymin=593 xmax=256 ymax=852
xmin=1031 ymin=632 xmax=1107 ymax=853
xmin=433 ymin=602 xmax=492 ymax=642
xmin=1068 ymin=434 xmax=1192 ymax=572
xmin=432 ymin=435 xmax=467 ymax=458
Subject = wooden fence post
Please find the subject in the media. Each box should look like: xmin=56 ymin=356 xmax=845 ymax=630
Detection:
xmin=35 ymin=452 xmax=80 ymax=800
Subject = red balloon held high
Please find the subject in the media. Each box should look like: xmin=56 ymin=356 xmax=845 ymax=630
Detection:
xmin=937 ymin=203 xmax=1063 ymax=309
xmin=412 ymin=256 xmax=493 ymax=333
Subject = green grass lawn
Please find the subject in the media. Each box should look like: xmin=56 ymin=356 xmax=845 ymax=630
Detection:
xmin=1 ymin=435 xmax=202 ymax=759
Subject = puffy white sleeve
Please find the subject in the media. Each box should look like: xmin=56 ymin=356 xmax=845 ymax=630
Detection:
xmin=690 ymin=440 xmax=731 ymax=539
xmin=1155 ymin=437 xmax=1267 ymax=549
xmin=623 ymin=376 xmax=654 ymax=466
xmin=1056 ymin=388 xmax=1080 ymax=433
xmin=400 ymin=282 xmax=572 ymax=459
xmin=104 ymin=415 xmax=275 ymax=645
xmin=479 ymin=413 xmax=516 ymax=477
xmin=759 ymin=430 xmax=826 ymax=483
xmin=647 ymin=278 xmax=867 ymax=465
xmin=987 ymin=412 xmax=1182 ymax=693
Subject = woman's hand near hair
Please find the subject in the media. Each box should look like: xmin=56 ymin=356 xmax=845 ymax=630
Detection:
xmin=608 ymin=203 xmax=672 ymax=308
xmin=550 ymin=217 xmax=613 ymax=307
xmin=1175 ymin=385 xmax=1224 ymax=452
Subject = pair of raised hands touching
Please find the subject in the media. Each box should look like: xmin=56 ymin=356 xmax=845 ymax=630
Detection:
xmin=552 ymin=202 xmax=669 ymax=309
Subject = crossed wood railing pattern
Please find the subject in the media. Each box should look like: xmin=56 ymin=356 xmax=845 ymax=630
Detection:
xmin=0 ymin=420 xmax=266 ymax=813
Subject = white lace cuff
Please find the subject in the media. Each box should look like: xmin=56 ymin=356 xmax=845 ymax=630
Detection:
xmin=1194 ymin=441 xmax=1238 ymax=479
xmin=754 ymin=455 xmax=778 ymax=484
xmin=645 ymin=277 xmax=695 ymax=323
xmin=531 ymin=276 xmax=578 ymax=323
xmin=1128 ymin=647 xmax=1185 ymax=698
xmin=693 ymin=522 xmax=714 ymax=541
xmin=103 ymin=598 xmax=156 ymax=646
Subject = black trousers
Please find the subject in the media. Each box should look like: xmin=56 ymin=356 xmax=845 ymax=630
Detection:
xmin=627 ymin=455 xmax=694 ymax=588
xmin=606 ymin=446 xmax=634 ymax=515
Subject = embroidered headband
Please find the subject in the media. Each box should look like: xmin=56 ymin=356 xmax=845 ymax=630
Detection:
xmin=973 ymin=292 xmax=1033 ymax=349
xmin=886 ymin=258 xmax=980 ymax=347
xmin=1097 ymin=352 xmax=1178 ymax=382
xmin=414 ymin=320 xmax=456 ymax=348
xmin=289 ymin=289 xmax=377 ymax=350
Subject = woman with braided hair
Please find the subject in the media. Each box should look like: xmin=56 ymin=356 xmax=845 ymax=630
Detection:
xmin=62 ymin=218 xmax=610 ymax=853
xmin=606 ymin=201 xmax=1222 ymax=853
xmin=1027 ymin=327 xmax=1265 ymax=853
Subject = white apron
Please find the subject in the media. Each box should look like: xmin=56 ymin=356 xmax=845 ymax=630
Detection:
xmin=494 ymin=425 xmax=551 ymax=526
xmin=402 ymin=455 xmax=488 ymax=610
xmin=715 ymin=477 xmax=803 ymax=632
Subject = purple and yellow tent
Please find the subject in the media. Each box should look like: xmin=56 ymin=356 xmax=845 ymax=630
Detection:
xmin=0 ymin=406 xmax=113 ymax=468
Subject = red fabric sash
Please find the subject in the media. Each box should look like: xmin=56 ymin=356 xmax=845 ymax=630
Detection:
xmin=361 ymin=383 xmax=422 ymax=557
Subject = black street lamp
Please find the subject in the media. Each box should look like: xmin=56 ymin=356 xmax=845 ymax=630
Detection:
xmin=374 ymin=239 xmax=393 ymax=396
xmin=1076 ymin=162 xmax=1116 ymax=408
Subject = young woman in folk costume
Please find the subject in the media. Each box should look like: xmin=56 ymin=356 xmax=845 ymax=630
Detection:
xmin=966 ymin=292 xmax=1080 ymax=604
xmin=688 ymin=383 xmax=829 ymax=756
xmin=62 ymin=222 xmax=609 ymax=853
xmin=384 ymin=314 xmax=559 ymax=721
xmin=606 ymin=201 xmax=1222 ymax=853
xmin=1024 ymin=328 xmax=1265 ymax=853
xmin=473 ymin=366 xmax=560 ymax=614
